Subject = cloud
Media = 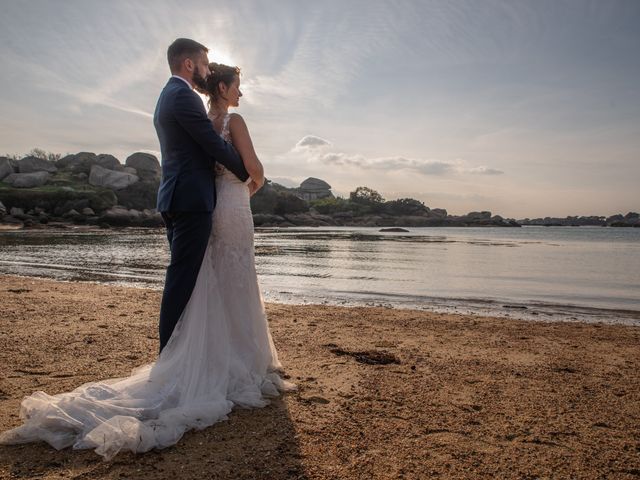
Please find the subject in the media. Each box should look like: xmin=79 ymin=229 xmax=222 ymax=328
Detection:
xmin=321 ymin=153 xmax=456 ymax=175
xmin=467 ymin=166 xmax=504 ymax=175
xmin=294 ymin=135 xmax=332 ymax=149
xmin=285 ymin=136 xmax=505 ymax=177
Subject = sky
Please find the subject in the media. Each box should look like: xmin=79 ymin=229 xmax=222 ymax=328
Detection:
xmin=1 ymin=0 xmax=639 ymax=218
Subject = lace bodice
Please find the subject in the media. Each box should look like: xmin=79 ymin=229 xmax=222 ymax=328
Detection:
xmin=208 ymin=112 xmax=233 ymax=177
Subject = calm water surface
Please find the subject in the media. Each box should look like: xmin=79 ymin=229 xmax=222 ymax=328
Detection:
xmin=0 ymin=226 xmax=638 ymax=325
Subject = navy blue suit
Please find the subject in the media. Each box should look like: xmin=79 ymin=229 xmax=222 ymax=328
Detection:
xmin=154 ymin=76 xmax=249 ymax=352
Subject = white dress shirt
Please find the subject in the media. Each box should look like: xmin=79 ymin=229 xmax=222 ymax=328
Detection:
xmin=171 ymin=74 xmax=192 ymax=89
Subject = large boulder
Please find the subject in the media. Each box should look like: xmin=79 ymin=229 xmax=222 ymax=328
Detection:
xmin=0 ymin=157 xmax=14 ymax=180
xmin=89 ymin=165 xmax=139 ymax=190
xmin=56 ymin=152 xmax=121 ymax=174
xmin=252 ymin=213 xmax=286 ymax=226
xmin=95 ymin=154 xmax=121 ymax=170
xmin=430 ymin=208 xmax=447 ymax=218
xmin=125 ymin=152 xmax=161 ymax=181
xmin=463 ymin=211 xmax=492 ymax=221
xmin=297 ymin=177 xmax=333 ymax=201
xmin=3 ymin=171 xmax=50 ymax=188
xmin=115 ymin=179 xmax=159 ymax=210
xmin=98 ymin=206 xmax=163 ymax=227
xmin=56 ymin=152 xmax=95 ymax=171
xmin=17 ymin=156 xmax=57 ymax=174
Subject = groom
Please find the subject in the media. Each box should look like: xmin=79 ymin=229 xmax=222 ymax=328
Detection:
xmin=154 ymin=38 xmax=249 ymax=352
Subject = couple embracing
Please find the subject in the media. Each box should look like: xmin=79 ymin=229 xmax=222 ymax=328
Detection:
xmin=0 ymin=38 xmax=296 ymax=459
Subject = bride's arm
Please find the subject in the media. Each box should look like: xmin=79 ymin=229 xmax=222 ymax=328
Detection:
xmin=228 ymin=113 xmax=264 ymax=187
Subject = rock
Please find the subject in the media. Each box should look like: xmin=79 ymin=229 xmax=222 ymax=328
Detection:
xmin=283 ymin=213 xmax=322 ymax=226
xmin=297 ymin=177 xmax=333 ymax=201
xmin=115 ymin=180 xmax=159 ymax=210
xmin=89 ymin=165 xmax=139 ymax=190
xmin=0 ymin=157 xmax=14 ymax=180
xmin=81 ymin=207 xmax=95 ymax=216
xmin=62 ymin=209 xmax=81 ymax=219
xmin=430 ymin=208 xmax=447 ymax=218
xmin=57 ymin=152 xmax=120 ymax=174
xmin=10 ymin=207 xmax=25 ymax=218
xmin=100 ymin=206 xmax=133 ymax=226
xmin=56 ymin=152 xmax=95 ymax=171
xmin=252 ymin=213 xmax=286 ymax=226
xmin=95 ymin=154 xmax=121 ymax=170
xmin=309 ymin=213 xmax=337 ymax=225
xmin=3 ymin=171 xmax=50 ymax=188
xmin=333 ymin=212 xmax=354 ymax=220
xmin=125 ymin=152 xmax=161 ymax=181
xmin=17 ymin=156 xmax=57 ymax=174
xmin=123 ymin=166 xmax=137 ymax=175
xmin=0 ymin=201 xmax=6 ymax=217
xmin=54 ymin=199 xmax=90 ymax=216
xmin=464 ymin=211 xmax=492 ymax=220
xmin=380 ymin=227 xmax=409 ymax=232
xmin=606 ymin=214 xmax=624 ymax=224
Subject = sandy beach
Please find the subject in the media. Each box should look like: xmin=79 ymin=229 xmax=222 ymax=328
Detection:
xmin=0 ymin=275 xmax=638 ymax=479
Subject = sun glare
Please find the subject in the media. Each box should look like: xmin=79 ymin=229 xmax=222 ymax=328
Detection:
xmin=207 ymin=47 xmax=236 ymax=68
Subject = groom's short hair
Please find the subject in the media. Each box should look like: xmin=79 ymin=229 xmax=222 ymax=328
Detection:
xmin=167 ymin=38 xmax=208 ymax=73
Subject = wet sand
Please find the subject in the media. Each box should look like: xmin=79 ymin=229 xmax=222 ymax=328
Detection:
xmin=0 ymin=275 xmax=638 ymax=479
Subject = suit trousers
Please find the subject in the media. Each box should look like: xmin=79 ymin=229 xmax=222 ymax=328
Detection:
xmin=159 ymin=211 xmax=212 ymax=352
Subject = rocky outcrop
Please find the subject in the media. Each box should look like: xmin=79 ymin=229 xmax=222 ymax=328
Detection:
xmin=252 ymin=213 xmax=286 ymax=226
xmin=297 ymin=177 xmax=333 ymax=201
xmin=89 ymin=165 xmax=139 ymax=190
xmin=0 ymin=157 xmax=14 ymax=180
xmin=57 ymin=152 xmax=122 ymax=175
xmin=125 ymin=153 xmax=160 ymax=181
xmin=3 ymin=171 xmax=50 ymax=188
xmin=430 ymin=208 xmax=447 ymax=218
xmin=17 ymin=156 xmax=57 ymax=174
xmin=99 ymin=206 xmax=163 ymax=227
xmin=56 ymin=152 xmax=95 ymax=171
xmin=95 ymin=154 xmax=121 ymax=171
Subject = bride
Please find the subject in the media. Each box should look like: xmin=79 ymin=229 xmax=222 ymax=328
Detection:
xmin=0 ymin=62 xmax=296 ymax=460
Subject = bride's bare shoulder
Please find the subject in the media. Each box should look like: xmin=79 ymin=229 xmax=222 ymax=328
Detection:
xmin=228 ymin=113 xmax=250 ymax=134
xmin=228 ymin=113 xmax=246 ymax=125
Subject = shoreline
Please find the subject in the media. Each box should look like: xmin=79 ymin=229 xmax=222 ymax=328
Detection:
xmin=0 ymin=275 xmax=639 ymax=479
xmin=0 ymin=267 xmax=639 ymax=328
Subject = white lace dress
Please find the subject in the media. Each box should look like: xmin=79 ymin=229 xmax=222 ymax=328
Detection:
xmin=0 ymin=113 xmax=296 ymax=460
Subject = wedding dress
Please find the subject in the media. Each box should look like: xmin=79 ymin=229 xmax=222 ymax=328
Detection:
xmin=0 ymin=114 xmax=296 ymax=460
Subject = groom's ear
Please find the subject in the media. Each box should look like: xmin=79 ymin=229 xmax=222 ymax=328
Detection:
xmin=184 ymin=57 xmax=194 ymax=72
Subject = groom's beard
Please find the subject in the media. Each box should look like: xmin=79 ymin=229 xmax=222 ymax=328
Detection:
xmin=192 ymin=71 xmax=207 ymax=90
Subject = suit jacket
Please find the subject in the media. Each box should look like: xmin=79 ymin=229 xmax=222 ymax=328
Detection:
xmin=154 ymin=77 xmax=250 ymax=212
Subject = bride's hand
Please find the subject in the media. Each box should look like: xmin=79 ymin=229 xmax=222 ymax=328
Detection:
xmin=248 ymin=179 xmax=263 ymax=197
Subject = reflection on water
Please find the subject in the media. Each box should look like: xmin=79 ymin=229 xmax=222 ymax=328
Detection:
xmin=0 ymin=226 xmax=639 ymax=325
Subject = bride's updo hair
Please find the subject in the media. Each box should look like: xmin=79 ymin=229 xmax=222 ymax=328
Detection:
xmin=198 ymin=62 xmax=241 ymax=106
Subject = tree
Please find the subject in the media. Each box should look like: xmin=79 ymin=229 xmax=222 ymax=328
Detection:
xmin=310 ymin=197 xmax=350 ymax=214
xmin=384 ymin=198 xmax=429 ymax=216
xmin=274 ymin=193 xmax=309 ymax=215
xmin=29 ymin=148 xmax=61 ymax=162
xmin=349 ymin=186 xmax=385 ymax=205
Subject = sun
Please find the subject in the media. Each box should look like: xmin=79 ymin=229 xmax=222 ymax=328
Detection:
xmin=207 ymin=46 xmax=236 ymax=67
